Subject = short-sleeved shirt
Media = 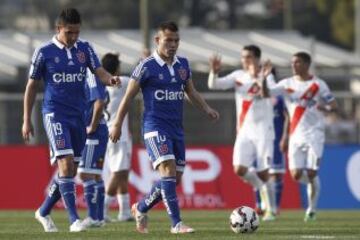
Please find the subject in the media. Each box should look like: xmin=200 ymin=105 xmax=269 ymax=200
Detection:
xmin=131 ymin=51 xmax=191 ymax=140
xmin=270 ymin=76 xmax=335 ymax=143
xmin=85 ymin=69 xmax=107 ymax=126
xmin=29 ymin=36 xmax=101 ymax=117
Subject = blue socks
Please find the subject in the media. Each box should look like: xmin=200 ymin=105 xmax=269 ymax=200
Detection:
xmin=39 ymin=176 xmax=61 ymax=216
xmin=160 ymin=177 xmax=181 ymax=227
xmin=275 ymin=178 xmax=283 ymax=209
xmin=58 ymin=177 xmax=79 ymax=224
xmin=96 ymin=180 xmax=105 ymax=221
xmin=137 ymin=177 xmax=181 ymax=227
xmin=137 ymin=180 xmax=162 ymax=213
xmin=83 ymin=180 xmax=98 ymax=220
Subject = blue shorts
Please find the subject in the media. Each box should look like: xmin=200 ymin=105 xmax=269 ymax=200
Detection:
xmin=143 ymin=130 xmax=185 ymax=172
xmin=269 ymin=138 xmax=286 ymax=174
xmin=43 ymin=112 xmax=86 ymax=165
xmin=78 ymin=124 xmax=109 ymax=175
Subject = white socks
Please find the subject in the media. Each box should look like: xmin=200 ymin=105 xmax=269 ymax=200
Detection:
xmin=117 ymin=193 xmax=131 ymax=218
xmin=104 ymin=195 xmax=115 ymax=218
xmin=306 ymin=176 xmax=320 ymax=214
xmin=243 ymin=168 xmax=264 ymax=189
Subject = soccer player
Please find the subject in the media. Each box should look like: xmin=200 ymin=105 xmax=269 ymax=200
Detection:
xmin=109 ymin=21 xmax=219 ymax=234
xmin=22 ymin=8 xmax=119 ymax=232
xmin=101 ymin=53 xmax=134 ymax=222
xmin=78 ymin=69 xmax=108 ymax=228
xmin=208 ymin=45 xmax=277 ymax=221
xmin=254 ymin=83 xmax=289 ymax=215
xmin=263 ymin=52 xmax=337 ymax=221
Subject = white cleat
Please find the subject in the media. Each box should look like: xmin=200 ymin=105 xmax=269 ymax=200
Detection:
xmin=131 ymin=203 xmax=148 ymax=234
xmin=170 ymin=221 xmax=195 ymax=234
xmin=35 ymin=209 xmax=58 ymax=232
xmin=70 ymin=219 xmax=86 ymax=232
xmin=81 ymin=217 xmax=99 ymax=229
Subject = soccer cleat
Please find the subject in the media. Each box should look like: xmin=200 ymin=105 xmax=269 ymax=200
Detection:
xmin=81 ymin=217 xmax=99 ymax=229
xmin=262 ymin=211 xmax=276 ymax=221
xmin=70 ymin=219 xmax=86 ymax=232
xmin=131 ymin=203 xmax=148 ymax=233
xmin=117 ymin=214 xmax=135 ymax=222
xmin=304 ymin=212 xmax=316 ymax=222
xmin=35 ymin=209 xmax=58 ymax=232
xmin=170 ymin=221 xmax=195 ymax=234
xmin=95 ymin=220 xmax=106 ymax=227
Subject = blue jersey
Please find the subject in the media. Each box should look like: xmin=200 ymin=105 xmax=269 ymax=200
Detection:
xmin=29 ymin=36 xmax=101 ymax=117
xmin=131 ymin=52 xmax=191 ymax=139
xmin=85 ymin=70 xmax=107 ymax=126
xmin=273 ymin=96 xmax=286 ymax=142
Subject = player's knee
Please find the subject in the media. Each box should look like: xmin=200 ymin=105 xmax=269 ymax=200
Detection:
xmin=307 ymin=170 xmax=317 ymax=180
xmin=291 ymin=170 xmax=302 ymax=181
xmin=234 ymin=165 xmax=247 ymax=176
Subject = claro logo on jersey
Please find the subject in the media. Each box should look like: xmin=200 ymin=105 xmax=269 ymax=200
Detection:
xmin=52 ymin=67 xmax=86 ymax=83
xmin=154 ymin=89 xmax=185 ymax=101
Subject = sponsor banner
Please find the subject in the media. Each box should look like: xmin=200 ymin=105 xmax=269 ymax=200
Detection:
xmin=1 ymin=145 xmax=302 ymax=209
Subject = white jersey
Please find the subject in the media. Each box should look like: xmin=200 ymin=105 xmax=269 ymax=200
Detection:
xmin=212 ymin=70 xmax=275 ymax=139
xmin=271 ymin=76 xmax=335 ymax=143
xmin=105 ymin=75 xmax=131 ymax=142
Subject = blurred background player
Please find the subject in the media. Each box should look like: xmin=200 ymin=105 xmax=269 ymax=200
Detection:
xmin=208 ymin=45 xmax=277 ymax=221
xmin=254 ymin=68 xmax=289 ymax=215
xmin=263 ymin=52 xmax=338 ymax=221
xmin=22 ymin=8 xmax=120 ymax=232
xmin=101 ymin=53 xmax=134 ymax=222
xmin=109 ymin=21 xmax=219 ymax=234
xmin=78 ymin=69 xmax=108 ymax=228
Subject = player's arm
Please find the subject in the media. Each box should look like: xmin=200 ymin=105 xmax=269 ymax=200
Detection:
xmin=87 ymin=99 xmax=105 ymax=134
xmin=95 ymin=67 xmax=121 ymax=87
xmin=317 ymin=82 xmax=338 ymax=113
xmin=208 ymin=54 xmax=235 ymax=90
xmin=279 ymin=108 xmax=290 ymax=153
xmin=185 ymin=79 xmax=220 ymax=121
xmin=317 ymin=99 xmax=338 ymax=113
xmin=109 ymin=79 xmax=140 ymax=142
xmin=22 ymin=79 xmax=40 ymax=142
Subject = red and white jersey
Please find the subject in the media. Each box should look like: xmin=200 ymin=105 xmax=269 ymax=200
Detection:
xmin=105 ymin=76 xmax=131 ymax=142
xmin=213 ymin=70 xmax=275 ymax=139
xmin=271 ymin=76 xmax=335 ymax=143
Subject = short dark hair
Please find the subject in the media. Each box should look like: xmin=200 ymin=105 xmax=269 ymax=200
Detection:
xmin=293 ymin=52 xmax=312 ymax=65
xmin=56 ymin=8 xmax=81 ymax=26
xmin=157 ymin=21 xmax=178 ymax=32
xmin=243 ymin=45 xmax=261 ymax=59
xmin=101 ymin=53 xmax=120 ymax=75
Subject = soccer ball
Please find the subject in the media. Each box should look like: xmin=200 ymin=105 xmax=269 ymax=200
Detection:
xmin=230 ymin=206 xmax=259 ymax=233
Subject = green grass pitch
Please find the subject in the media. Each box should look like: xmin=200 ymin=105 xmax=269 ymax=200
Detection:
xmin=0 ymin=210 xmax=359 ymax=239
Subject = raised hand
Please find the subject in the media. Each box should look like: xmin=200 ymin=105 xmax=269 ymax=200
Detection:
xmin=209 ymin=54 xmax=222 ymax=74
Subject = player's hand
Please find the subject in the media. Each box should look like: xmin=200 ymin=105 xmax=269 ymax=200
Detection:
xmin=22 ymin=121 xmax=34 ymax=142
xmin=261 ymin=59 xmax=273 ymax=77
xmin=209 ymin=54 xmax=222 ymax=74
xmin=109 ymin=76 xmax=121 ymax=87
xmin=109 ymin=124 xmax=122 ymax=143
xmin=206 ymin=107 xmax=220 ymax=122
xmin=86 ymin=125 xmax=97 ymax=134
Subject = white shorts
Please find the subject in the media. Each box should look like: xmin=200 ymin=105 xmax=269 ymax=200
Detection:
xmin=288 ymin=141 xmax=323 ymax=170
xmin=104 ymin=141 xmax=132 ymax=172
xmin=233 ymin=135 xmax=273 ymax=171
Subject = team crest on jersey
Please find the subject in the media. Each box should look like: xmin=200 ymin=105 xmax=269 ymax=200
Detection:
xmin=56 ymin=139 xmax=65 ymax=149
xmin=158 ymin=73 xmax=164 ymax=80
xmin=76 ymin=51 xmax=86 ymax=63
xmin=178 ymin=68 xmax=187 ymax=81
xmin=159 ymin=144 xmax=168 ymax=154
xmin=54 ymin=57 xmax=60 ymax=63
